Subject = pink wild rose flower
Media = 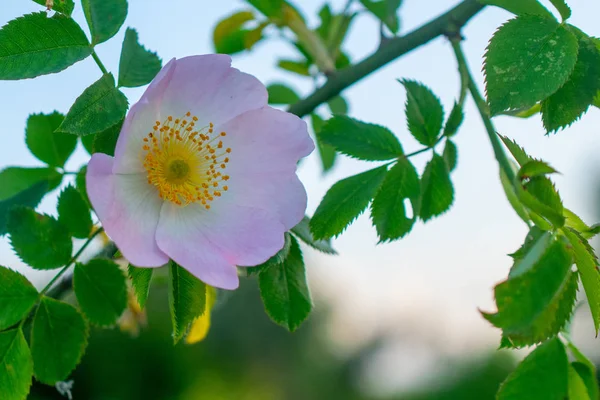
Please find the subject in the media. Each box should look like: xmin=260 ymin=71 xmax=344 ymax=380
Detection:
xmin=86 ymin=55 xmax=314 ymax=290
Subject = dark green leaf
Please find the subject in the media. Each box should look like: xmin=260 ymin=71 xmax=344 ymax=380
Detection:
xmin=0 ymin=167 xmax=61 ymax=201
xmin=278 ymin=59 xmax=311 ymax=76
xmin=500 ymin=163 xmax=531 ymax=224
xmin=442 ymin=102 xmax=464 ymax=137
xmin=0 ymin=328 xmax=33 ymax=400
xmin=569 ymin=364 xmax=591 ymax=400
xmin=442 ymin=140 xmax=458 ymax=172
xmin=401 ymin=80 xmax=444 ymax=146
xmin=310 ymin=166 xmax=388 ymax=239
xmin=74 ymin=259 xmax=127 ymax=326
xmin=371 ymin=158 xmax=419 ymax=241
xmin=82 ymin=0 xmax=128 ymax=45
xmin=57 ymin=186 xmax=92 ymax=239
xmin=169 ymin=262 xmax=206 ymax=343
xmin=259 ymin=236 xmax=312 ymax=331
xmin=128 ymin=265 xmax=154 ymax=309
xmin=319 ymin=116 xmax=403 ymax=161
xmin=518 ymin=160 xmax=558 ymax=179
xmin=75 ymin=166 xmax=90 ymax=207
xmin=291 ymin=216 xmax=337 ymax=254
xmin=517 ymin=176 xmax=564 ymax=227
xmin=572 ymin=362 xmax=599 ymax=400
xmin=0 ymin=181 xmax=49 ymax=236
xmin=92 ymin=119 xmax=123 ymax=156
xmin=25 ymin=112 xmax=77 ymax=168
xmin=419 ymin=153 xmax=454 ymax=221
xmin=477 ymin=0 xmax=553 ymax=18
xmin=246 ymin=233 xmax=293 ymax=276
xmin=484 ymin=15 xmax=578 ymax=114
xmin=0 ymin=266 xmax=38 ymax=330
xmin=0 ymin=12 xmax=92 ymax=80
xmin=81 ymin=134 xmax=95 ymax=155
xmin=550 ymin=0 xmax=571 ymax=21
xmin=31 ymin=297 xmax=88 ymax=384
xmin=328 ymin=96 xmax=348 ymax=115
xmin=32 ymin=0 xmax=75 ymax=15
xmin=7 ymin=207 xmax=72 ymax=270
xmin=499 ymin=135 xmax=532 ymax=166
xmin=311 ymin=113 xmax=336 ymax=173
xmin=497 ymin=338 xmax=568 ymax=400
xmin=58 ymin=74 xmax=128 ymax=136
xmin=359 ymin=0 xmax=402 ymax=33
xmin=267 ymin=83 xmax=300 ymax=105
xmin=541 ymin=36 xmax=600 ymax=132
xmin=118 ymin=28 xmax=162 ymax=88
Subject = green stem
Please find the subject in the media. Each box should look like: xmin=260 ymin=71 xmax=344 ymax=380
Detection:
xmin=287 ymin=0 xmax=484 ymax=117
xmin=92 ymin=50 xmax=108 ymax=75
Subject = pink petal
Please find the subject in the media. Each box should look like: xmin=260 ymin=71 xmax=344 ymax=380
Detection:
xmin=86 ymin=153 xmax=168 ymax=267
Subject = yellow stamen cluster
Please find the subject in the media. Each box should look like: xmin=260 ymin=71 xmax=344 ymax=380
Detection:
xmin=142 ymin=112 xmax=231 ymax=209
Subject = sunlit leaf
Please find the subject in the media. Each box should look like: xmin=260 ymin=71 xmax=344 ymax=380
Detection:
xmin=0 ymin=328 xmax=33 ymax=400
xmin=128 ymin=265 xmax=154 ymax=309
xmin=169 ymin=262 xmax=206 ymax=343
xmin=0 ymin=266 xmax=38 ymax=330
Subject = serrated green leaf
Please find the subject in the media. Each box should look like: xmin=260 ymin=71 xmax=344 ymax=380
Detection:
xmin=500 ymin=162 xmax=531 ymax=224
xmin=278 ymin=59 xmax=311 ymax=76
xmin=57 ymin=186 xmax=92 ymax=239
xmin=259 ymin=236 xmax=312 ymax=331
xmin=442 ymin=102 xmax=464 ymax=137
xmin=291 ymin=216 xmax=336 ymax=254
xmin=319 ymin=116 xmax=403 ymax=161
xmin=128 ymin=265 xmax=153 ymax=309
xmin=169 ymin=262 xmax=206 ymax=343
xmin=267 ymin=83 xmax=300 ymax=105
xmin=75 ymin=166 xmax=90 ymax=207
xmin=518 ymin=160 xmax=558 ymax=179
xmin=442 ymin=140 xmax=458 ymax=172
xmin=31 ymin=297 xmax=88 ymax=384
xmin=509 ymin=228 xmax=551 ymax=278
xmin=0 ymin=328 xmax=33 ymax=400
xmin=541 ymin=36 xmax=600 ymax=132
xmin=477 ymin=0 xmax=553 ymax=18
xmin=58 ymin=73 xmax=128 ymax=136
xmin=517 ymin=176 xmax=564 ymax=227
xmin=310 ymin=166 xmax=387 ymax=239
xmin=569 ymin=364 xmax=591 ymax=400
xmin=371 ymin=158 xmax=419 ymax=242
xmin=7 ymin=207 xmax=72 ymax=270
xmin=0 ymin=167 xmax=61 ymax=201
xmin=501 ymin=103 xmax=542 ymax=118
xmin=0 ymin=181 xmax=49 ymax=236
xmin=0 ymin=12 xmax=92 ymax=80
xmin=401 ymin=80 xmax=444 ymax=146
xmin=0 ymin=266 xmax=38 ymax=330
xmin=497 ymin=338 xmax=568 ymax=400
xmin=118 ymin=28 xmax=162 ymax=88
xmin=499 ymin=135 xmax=532 ymax=166
xmin=359 ymin=0 xmax=402 ymax=33
xmin=82 ymin=0 xmax=127 ymax=45
xmin=92 ymin=119 xmax=123 ymax=156
xmin=484 ymin=15 xmax=578 ymax=114
xmin=25 ymin=112 xmax=76 ymax=168
xmin=328 ymin=96 xmax=348 ymax=115
xmin=32 ymin=0 xmax=75 ymax=15
xmin=311 ymin=113 xmax=336 ymax=173
xmin=246 ymin=232 xmax=292 ymax=275
xmin=550 ymin=0 xmax=571 ymax=21
xmin=419 ymin=153 xmax=454 ymax=221
xmin=74 ymin=259 xmax=127 ymax=326
xmin=572 ymin=362 xmax=599 ymax=400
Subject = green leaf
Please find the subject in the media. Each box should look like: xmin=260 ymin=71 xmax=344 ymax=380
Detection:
xmin=500 ymin=162 xmax=531 ymax=224
xmin=496 ymin=338 xmax=568 ymax=400
xmin=245 ymin=233 xmax=293 ymax=276
xmin=550 ymin=0 xmax=571 ymax=21
xmin=328 ymin=96 xmax=349 ymax=115
xmin=310 ymin=166 xmax=388 ymax=239
xmin=0 ymin=167 xmax=61 ymax=201
xmin=169 ymin=262 xmax=207 ymax=343
xmin=477 ymin=0 xmax=553 ymax=18
xmin=291 ymin=216 xmax=337 ymax=255
xmin=81 ymin=133 xmax=95 ymax=155
xmin=25 ymin=112 xmax=77 ymax=168
xmin=484 ymin=15 xmax=578 ymax=114
xmin=82 ymin=0 xmax=127 ymax=45
xmin=32 ymin=0 xmax=75 ymax=15
xmin=541 ymin=36 xmax=600 ymax=132
xmin=371 ymin=158 xmax=419 ymax=242
xmin=499 ymin=135 xmax=532 ymax=166
xmin=247 ymin=0 xmax=284 ymax=18
xmin=569 ymin=364 xmax=591 ymax=400
xmin=0 ymin=12 xmax=92 ymax=80
xmin=31 ymin=297 xmax=88 ymax=384
xmin=118 ymin=28 xmax=162 ymax=88
xmin=359 ymin=0 xmax=402 ymax=33
xmin=92 ymin=119 xmax=123 ymax=156
xmin=319 ymin=116 xmax=403 ymax=161
xmin=518 ymin=160 xmax=558 ymax=179
xmin=259 ymin=236 xmax=312 ymax=331
xmin=278 ymin=59 xmax=311 ymax=76
xmin=0 ymin=328 xmax=33 ymax=400
xmin=7 ymin=207 xmax=72 ymax=270
xmin=442 ymin=140 xmax=458 ymax=172
xmin=311 ymin=113 xmax=336 ymax=173
xmin=74 ymin=259 xmax=127 ymax=326
xmin=564 ymin=229 xmax=600 ymax=335
xmin=0 ymin=266 xmax=38 ymax=330
xmin=58 ymin=73 xmax=128 ymax=136
xmin=509 ymin=228 xmax=551 ymax=278
xmin=212 ymin=11 xmax=266 ymax=55
xmin=501 ymin=103 xmax=542 ymax=118
xmin=419 ymin=153 xmax=454 ymax=221
xmin=0 ymin=181 xmax=49 ymax=236
xmin=517 ymin=176 xmax=564 ymax=227
xmin=57 ymin=186 xmax=92 ymax=239
xmin=75 ymin=166 xmax=90 ymax=207
xmin=401 ymin=80 xmax=444 ymax=146
xmin=128 ymin=265 xmax=153 ymax=309
xmin=267 ymin=83 xmax=300 ymax=105
xmin=442 ymin=102 xmax=464 ymax=137
xmin=572 ymin=362 xmax=599 ymax=400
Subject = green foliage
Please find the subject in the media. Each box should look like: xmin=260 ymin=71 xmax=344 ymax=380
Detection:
xmin=310 ymin=113 xmax=336 ymax=173
xmin=499 ymin=135 xmax=532 ymax=166
xmin=571 ymin=362 xmax=599 ymax=400
xmin=267 ymin=83 xmax=300 ymax=105
xmin=278 ymin=59 xmax=311 ymax=76
xmin=541 ymin=35 xmax=600 ymax=132
xmin=259 ymin=236 xmax=312 ymax=331
xmin=442 ymin=140 xmax=458 ymax=172
xmin=319 ymin=116 xmax=403 ymax=161
xmin=0 ymin=328 xmax=33 ymax=400
xmin=477 ymin=0 xmax=552 ymax=18
xmin=128 ymin=265 xmax=154 ymax=309
xmin=500 ymin=165 xmax=531 ymax=224
xmin=31 ymin=297 xmax=88 ymax=384
xmin=75 ymin=166 xmax=90 ymax=206
xmin=32 ymin=0 xmax=75 ymax=15
xmin=401 ymin=80 xmax=444 ymax=146
xmin=58 ymin=74 xmax=128 ymax=136
xmin=496 ymin=338 xmax=568 ymax=400
xmin=291 ymin=216 xmax=336 ymax=255
xmin=316 ymin=4 xmax=355 ymax=59
xmin=118 ymin=28 xmax=162 ymax=88
xmin=246 ymin=232 xmax=292 ymax=275
xmin=57 ymin=186 xmax=92 ymax=239
xmin=310 ymin=166 xmax=387 ymax=239
xmin=0 ymin=266 xmax=38 ymax=330
xmin=25 ymin=112 xmax=77 ymax=168
xmin=508 ymin=228 xmax=550 ymax=278
xmin=484 ymin=15 xmax=578 ymax=114
xmin=246 ymin=0 xmax=284 ymax=18
xmin=0 ymin=181 xmax=49 ymax=236
xmin=169 ymin=262 xmax=207 ymax=343
xmin=328 ymin=96 xmax=348 ymax=115
xmin=90 ymin=119 xmax=123 ymax=156
xmin=419 ymin=153 xmax=454 ymax=221
xmin=74 ymin=259 xmax=128 ymax=326
xmin=371 ymin=158 xmax=419 ymax=241
xmin=517 ymin=160 xmax=557 ymax=179
xmin=359 ymin=0 xmax=402 ymax=34
xmin=0 ymin=167 xmax=61 ymax=201
xmin=569 ymin=364 xmax=591 ymax=400
xmin=517 ymin=176 xmax=564 ymax=228
xmin=442 ymin=102 xmax=464 ymax=137
xmin=213 ymin=11 xmax=265 ymax=54
xmin=0 ymin=12 xmax=92 ymax=80
xmin=82 ymin=0 xmax=128 ymax=45
xmin=550 ymin=0 xmax=571 ymax=21
xmin=7 ymin=207 xmax=72 ymax=270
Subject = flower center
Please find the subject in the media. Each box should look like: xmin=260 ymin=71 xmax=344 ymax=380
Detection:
xmin=142 ymin=112 xmax=231 ymax=209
